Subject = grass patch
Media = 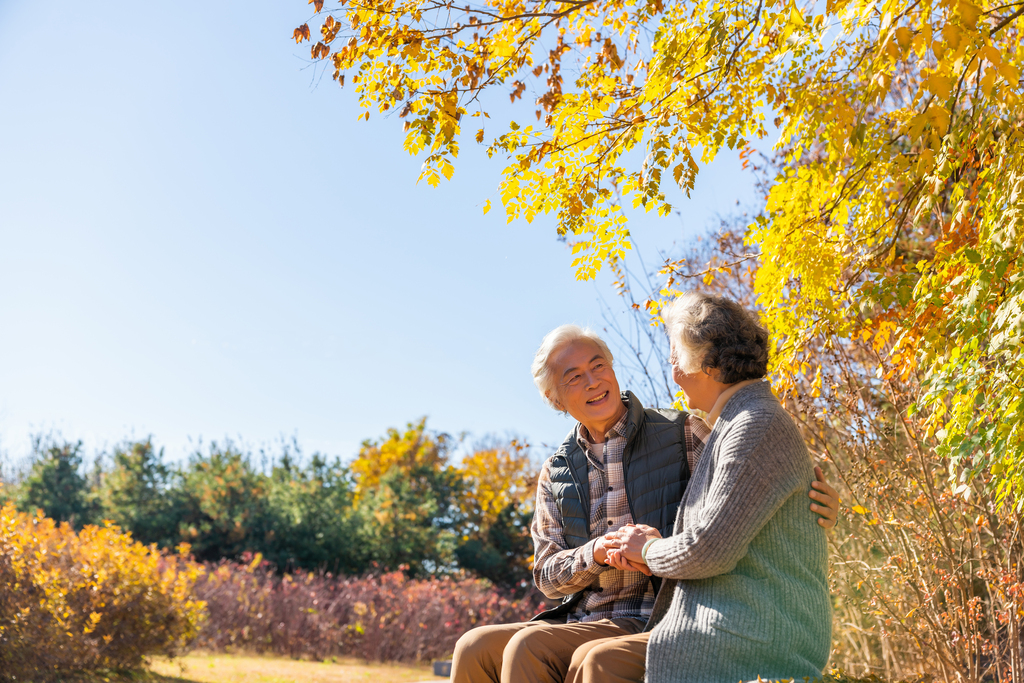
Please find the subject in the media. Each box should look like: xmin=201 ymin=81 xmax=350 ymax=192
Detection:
xmin=146 ymin=653 xmax=437 ymax=683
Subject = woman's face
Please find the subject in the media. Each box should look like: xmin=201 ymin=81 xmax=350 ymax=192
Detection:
xmin=669 ymin=338 xmax=718 ymax=413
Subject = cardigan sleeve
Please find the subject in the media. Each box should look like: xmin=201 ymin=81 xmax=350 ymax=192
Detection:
xmin=644 ymin=407 xmax=808 ymax=580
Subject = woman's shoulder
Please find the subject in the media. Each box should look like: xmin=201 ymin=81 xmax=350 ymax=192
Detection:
xmin=719 ymin=382 xmax=784 ymax=431
xmin=729 ymin=380 xmax=781 ymax=410
xmin=716 ymin=383 xmax=805 ymax=457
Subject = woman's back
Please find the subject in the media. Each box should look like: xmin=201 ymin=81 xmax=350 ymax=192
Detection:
xmin=644 ymin=381 xmax=831 ymax=683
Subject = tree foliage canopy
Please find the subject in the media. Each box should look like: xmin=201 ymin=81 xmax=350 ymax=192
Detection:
xmin=16 ymin=438 xmax=99 ymax=529
xmin=2 ymin=427 xmax=536 ymax=587
xmin=296 ymin=0 xmax=1024 ymax=505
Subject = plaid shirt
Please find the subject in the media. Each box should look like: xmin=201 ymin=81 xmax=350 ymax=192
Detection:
xmin=532 ymin=410 xmax=710 ymax=623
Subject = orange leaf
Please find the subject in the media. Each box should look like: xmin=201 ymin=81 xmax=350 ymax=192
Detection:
xmin=309 ymin=0 xmax=325 ymax=11
xmin=311 ymin=42 xmax=330 ymax=59
xmin=293 ymin=24 xmax=311 ymax=43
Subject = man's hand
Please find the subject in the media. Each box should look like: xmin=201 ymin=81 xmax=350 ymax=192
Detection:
xmin=810 ymin=465 xmax=840 ymax=529
xmin=593 ymin=536 xmax=612 ymax=565
xmin=604 ymin=524 xmax=662 ymax=564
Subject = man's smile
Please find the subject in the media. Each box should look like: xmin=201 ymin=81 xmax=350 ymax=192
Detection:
xmin=586 ymin=391 xmax=609 ymax=404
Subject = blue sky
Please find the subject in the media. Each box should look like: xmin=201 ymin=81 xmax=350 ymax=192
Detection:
xmin=0 ymin=0 xmax=758 ymax=466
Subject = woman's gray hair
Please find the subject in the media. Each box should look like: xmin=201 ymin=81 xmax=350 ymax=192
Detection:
xmin=531 ymin=324 xmax=614 ymax=410
xmin=662 ymin=292 xmax=769 ymax=384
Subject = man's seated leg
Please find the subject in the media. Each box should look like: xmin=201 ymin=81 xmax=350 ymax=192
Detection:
xmin=500 ymin=618 xmax=644 ymax=683
xmin=452 ymin=621 xmax=551 ymax=683
xmin=565 ymin=631 xmax=649 ymax=683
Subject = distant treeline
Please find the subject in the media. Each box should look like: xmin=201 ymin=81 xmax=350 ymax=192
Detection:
xmin=0 ymin=419 xmax=537 ymax=589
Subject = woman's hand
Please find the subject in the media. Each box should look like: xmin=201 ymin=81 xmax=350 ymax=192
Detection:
xmin=605 ymin=547 xmax=653 ymax=575
xmin=604 ymin=524 xmax=662 ymax=564
xmin=809 ymin=466 xmax=840 ymax=529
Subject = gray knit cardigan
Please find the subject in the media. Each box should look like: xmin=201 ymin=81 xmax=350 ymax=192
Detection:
xmin=643 ymin=381 xmax=831 ymax=683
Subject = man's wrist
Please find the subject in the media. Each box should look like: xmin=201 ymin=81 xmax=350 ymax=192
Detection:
xmin=577 ymin=538 xmax=604 ymax=573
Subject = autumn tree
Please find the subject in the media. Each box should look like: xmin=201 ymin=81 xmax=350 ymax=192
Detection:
xmin=349 ymin=421 xmax=539 ymax=584
xmin=599 ymin=201 xmax=1023 ymax=681
xmin=349 ymin=420 xmax=463 ymax=575
xmin=349 ymin=418 xmax=454 ymax=500
xmin=295 ymin=0 xmax=1024 ymax=507
xmin=454 ymin=438 xmax=537 ymax=588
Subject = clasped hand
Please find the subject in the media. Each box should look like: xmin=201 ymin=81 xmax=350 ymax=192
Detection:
xmin=595 ymin=524 xmax=662 ymax=575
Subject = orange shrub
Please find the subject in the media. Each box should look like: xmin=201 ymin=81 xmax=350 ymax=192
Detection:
xmin=0 ymin=502 xmax=206 ymax=680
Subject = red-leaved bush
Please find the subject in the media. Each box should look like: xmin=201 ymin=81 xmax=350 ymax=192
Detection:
xmin=194 ymin=555 xmax=545 ymax=662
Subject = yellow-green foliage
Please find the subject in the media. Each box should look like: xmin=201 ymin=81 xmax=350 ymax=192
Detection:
xmin=305 ymin=0 xmax=1024 ymax=507
xmin=0 ymin=502 xmax=207 ymax=680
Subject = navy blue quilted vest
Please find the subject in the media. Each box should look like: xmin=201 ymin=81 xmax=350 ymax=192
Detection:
xmin=533 ymin=391 xmax=691 ymax=623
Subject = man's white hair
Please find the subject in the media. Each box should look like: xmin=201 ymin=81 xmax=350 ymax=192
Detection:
xmin=531 ymin=324 xmax=614 ymax=410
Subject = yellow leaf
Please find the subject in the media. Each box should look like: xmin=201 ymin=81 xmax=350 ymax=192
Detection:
xmin=927 ymin=73 xmax=952 ymax=100
xmin=941 ymin=24 xmax=962 ymax=52
xmin=957 ymin=0 xmax=980 ymax=26
xmin=913 ymin=29 xmax=931 ymax=58
xmin=894 ymin=27 xmax=912 ymax=50
xmin=851 ymin=505 xmax=869 ymax=514
xmin=980 ymin=68 xmax=998 ymax=97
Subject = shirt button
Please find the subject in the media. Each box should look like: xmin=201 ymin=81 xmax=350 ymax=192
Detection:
xmin=608 ymin=486 xmax=613 ymax=491
xmin=584 ymin=610 xmax=591 ymax=615
xmin=607 ymin=520 xmax=613 ymax=526
xmin=596 ymin=587 xmax=604 ymax=592
xmin=581 ymin=561 xmax=587 ymax=568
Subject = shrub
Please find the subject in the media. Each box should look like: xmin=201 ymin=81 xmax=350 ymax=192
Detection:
xmin=194 ymin=556 xmax=545 ymax=661
xmin=0 ymin=502 xmax=206 ymax=681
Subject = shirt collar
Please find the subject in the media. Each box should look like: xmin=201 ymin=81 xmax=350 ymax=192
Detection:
xmin=705 ymin=379 xmax=764 ymax=428
xmin=577 ymin=403 xmax=630 ymax=449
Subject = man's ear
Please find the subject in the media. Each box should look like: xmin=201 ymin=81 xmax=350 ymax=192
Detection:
xmin=548 ymin=392 xmax=565 ymax=412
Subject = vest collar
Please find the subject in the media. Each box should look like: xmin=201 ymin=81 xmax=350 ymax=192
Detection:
xmin=621 ymin=390 xmax=646 ymax=446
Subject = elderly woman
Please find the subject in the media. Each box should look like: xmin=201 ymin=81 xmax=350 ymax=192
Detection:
xmin=598 ymin=291 xmax=831 ymax=683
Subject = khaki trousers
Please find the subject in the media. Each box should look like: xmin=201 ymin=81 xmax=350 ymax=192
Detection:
xmin=565 ymin=631 xmax=648 ymax=683
xmin=450 ymin=618 xmax=644 ymax=683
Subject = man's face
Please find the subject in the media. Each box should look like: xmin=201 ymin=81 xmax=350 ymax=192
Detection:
xmin=550 ymin=340 xmax=622 ymax=426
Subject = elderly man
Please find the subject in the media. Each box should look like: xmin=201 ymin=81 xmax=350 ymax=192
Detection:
xmin=449 ymin=324 xmax=838 ymax=683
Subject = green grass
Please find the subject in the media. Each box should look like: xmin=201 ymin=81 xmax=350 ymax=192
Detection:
xmin=146 ymin=653 xmax=437 ymax=683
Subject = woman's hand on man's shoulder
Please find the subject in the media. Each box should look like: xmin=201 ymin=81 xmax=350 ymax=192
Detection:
xmin=809 ymin=465 xmax=839 ymax=530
